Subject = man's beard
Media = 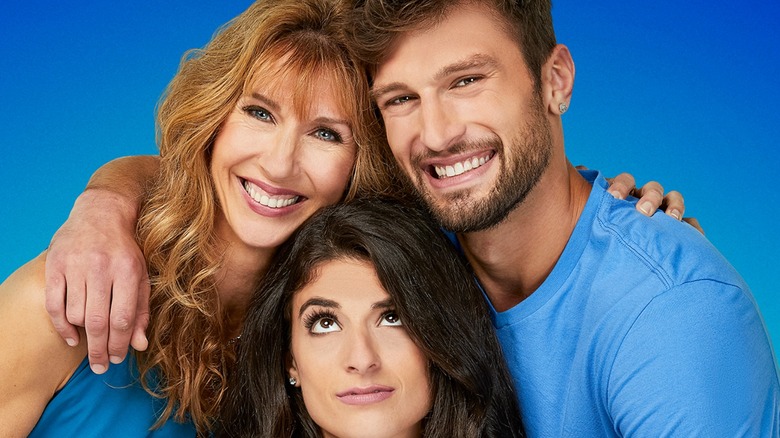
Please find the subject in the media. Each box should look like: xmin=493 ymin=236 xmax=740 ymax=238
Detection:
xmin=409 ymin=98 xmax=552 ymax=233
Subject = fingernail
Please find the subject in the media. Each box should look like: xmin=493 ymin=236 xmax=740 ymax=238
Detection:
xmin=65 ymin=338 xmax=78 ymax=347
xmin=669 ymin=209 xmax=682 ymax=220
xmin=639 ymin=201 xmax=653 ymax=215
xmin=109 ymin=355 xmax=123 ymax=364
xmin=608 ymin=189 xmax=624 ymax=200
xmin=91 ymin=364 xmax=107 ymax=374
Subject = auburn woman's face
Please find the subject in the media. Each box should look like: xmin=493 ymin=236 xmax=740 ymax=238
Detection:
xmin=210 ymin=63 xmax=356 ymax=258
xmin=288 ymin=258 xmax=431 ymax=438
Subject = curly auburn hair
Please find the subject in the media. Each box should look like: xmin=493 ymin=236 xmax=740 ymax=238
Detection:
xmin=134 ymin=0 xmax=401 ymax=433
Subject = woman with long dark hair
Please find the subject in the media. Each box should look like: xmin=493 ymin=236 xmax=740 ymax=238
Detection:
xmin=220 ymin=198 xmax=525 ymax=437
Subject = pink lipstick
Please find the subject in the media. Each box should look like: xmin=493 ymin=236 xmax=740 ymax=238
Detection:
xmin=336 ymin=385 xmax=395 ymax=405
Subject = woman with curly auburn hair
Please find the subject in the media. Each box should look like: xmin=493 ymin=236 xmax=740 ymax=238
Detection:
xmin=0 ymin=0 xmax=400 ymax=435
xmin=219 ymin=198 xmax=525 ymax=438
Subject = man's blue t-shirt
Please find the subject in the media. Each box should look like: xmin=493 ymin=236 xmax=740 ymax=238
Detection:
xmin=472 ymin=171 xmax=779 ymax=436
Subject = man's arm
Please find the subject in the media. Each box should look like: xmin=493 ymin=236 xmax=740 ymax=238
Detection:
xmin=45 ymin=155 xmax=159 ymax=374
xmin=609 ymin=282 xmax=779 ymax=435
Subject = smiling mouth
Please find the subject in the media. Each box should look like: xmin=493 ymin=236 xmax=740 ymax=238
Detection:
xmin=431 ymin=151 xmax=494 ymax=179
xmin=242 ymin=179 xmax=301 ymax=208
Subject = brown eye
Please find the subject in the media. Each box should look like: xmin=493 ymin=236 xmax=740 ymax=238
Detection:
xmin=311 ymin=316 xmax=341 ymax=334
xmin=380 ymin=311 xmax=402 ymax=327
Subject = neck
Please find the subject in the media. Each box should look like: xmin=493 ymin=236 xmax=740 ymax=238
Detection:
xmin=214 ymin=241 xmax=274 ymax=337
xmin=457 ymin=160 xmax=591 ymax=312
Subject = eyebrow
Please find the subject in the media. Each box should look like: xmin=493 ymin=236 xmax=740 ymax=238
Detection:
xmin=248 ymin=93 xmax=351 ymax=128
xmin=370 ymin=53 xmax=499 ymax=102
xmin=247 ymin=92 xmax=281 ymax=113
xmin=371 ymin=298 xmax=395 ymax=310
xmin=297 ymin=297 xmax=395 ymax=318
xmin=311 ymin=116 xmax=352 ymax=128
xmin=298 ymin=297 xmax=340 ymax=318
xmin=433 ymin=53 xmax=499 ymax=81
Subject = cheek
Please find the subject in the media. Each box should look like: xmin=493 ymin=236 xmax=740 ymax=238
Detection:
xmin=382 ymin=118 xmax=412 ymax=163
xmin=392 ymin=338 xmax=432 ymax=423
xmin=308 ymin=149 xmax=356 ymax=200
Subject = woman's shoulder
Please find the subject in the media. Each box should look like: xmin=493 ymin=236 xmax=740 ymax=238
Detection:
xmin=0 ymin=252 xmax=87 ymax=435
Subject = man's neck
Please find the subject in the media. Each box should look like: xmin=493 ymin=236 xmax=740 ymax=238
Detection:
xmin=457 ymin=162 xmax=591 ymax=312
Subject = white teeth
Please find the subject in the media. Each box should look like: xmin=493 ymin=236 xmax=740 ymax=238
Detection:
xmin=243 ymin=180 xmax=299 ymax=208
xmin=434 ymin=153 xmax=492 ymax=179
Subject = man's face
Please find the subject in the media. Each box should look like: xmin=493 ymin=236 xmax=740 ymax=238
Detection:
xmin=372 ymin=2 xmax=552 ymax=232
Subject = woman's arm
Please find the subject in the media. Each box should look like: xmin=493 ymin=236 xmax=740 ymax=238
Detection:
xmin=0 ymin=253 xmax=87 ymax=436
xmin=44 ymin=155 xmax=159 ymax=374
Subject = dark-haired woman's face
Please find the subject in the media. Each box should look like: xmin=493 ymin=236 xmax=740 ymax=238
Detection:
xmin=288 ymin=258 xmax=431 ymax=438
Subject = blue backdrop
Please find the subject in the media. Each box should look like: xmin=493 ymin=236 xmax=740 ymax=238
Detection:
xmin=2 ymin=1 xmax=778 ymax=352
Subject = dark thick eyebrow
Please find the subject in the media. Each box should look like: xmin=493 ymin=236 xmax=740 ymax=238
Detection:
xmin=370 ymin=53 xmax=499 ymax=102
xmin=298 ymin=297 xmax=340 ymax=318
xmin=433 ymin=53 xmax=499 ymax=81
xmin=371 ymin=298 xmax=395 ymax=310
xmin=370 ymin=82 xmax=407 ymax=103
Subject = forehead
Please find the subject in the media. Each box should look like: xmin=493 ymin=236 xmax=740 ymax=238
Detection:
xmin=293 ymin=259 xmax=388 ymax=310
xmin=246 ymin=53 xmax=354 ymax=120
xmin=373 ymin=2 xmax=521 ymax=87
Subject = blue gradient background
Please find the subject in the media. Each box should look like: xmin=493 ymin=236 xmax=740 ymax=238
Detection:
xmin=2 ymin=2 xmax=778 ymax=352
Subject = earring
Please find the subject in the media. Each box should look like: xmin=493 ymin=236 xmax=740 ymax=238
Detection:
xmin=288 ymin=377 xmax=297 ymax=386
xmin=559 ymin=102 xmax=568 ymax=114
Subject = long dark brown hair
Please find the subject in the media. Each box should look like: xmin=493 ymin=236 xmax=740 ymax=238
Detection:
xmin=220 ymin=198 xmax=524 ymax=437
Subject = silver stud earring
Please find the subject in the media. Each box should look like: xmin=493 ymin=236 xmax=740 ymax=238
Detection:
xmin=559 ymin=102 xmax=568 ymax=114
xmin=288 ymin=377 xmax=297 ymax=386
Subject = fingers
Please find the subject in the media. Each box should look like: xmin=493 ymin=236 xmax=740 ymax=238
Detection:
xmin=106 ymin=283 xmax=137 ymax=365
xmin=660 ymin=190 xmax=684 ymax=221
xmin=130 ymin=277 xmax=151 ymax=352
xmin=606 ymin=172 xmax=637 ymax=200
xmin=634 ymin=181 xmax=664 ymax=217
xmin=43 ymin=262 xmax=80 ymax=347
xmin=84 ymin=260 xmax=113 ymax=374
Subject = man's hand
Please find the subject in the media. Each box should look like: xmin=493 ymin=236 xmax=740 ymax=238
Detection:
xmin=605 ymin=172 xmax=703 ymax=234
xmin=44 ymin=188 xmax=149 ymax=374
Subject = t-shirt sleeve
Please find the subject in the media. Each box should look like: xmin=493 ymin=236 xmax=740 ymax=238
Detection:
xmin=606 ymin=280 xmax=780 ymax=437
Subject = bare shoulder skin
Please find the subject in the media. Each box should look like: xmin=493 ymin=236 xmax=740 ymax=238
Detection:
xmin=0 ymin=253 xmax=87 ymax=436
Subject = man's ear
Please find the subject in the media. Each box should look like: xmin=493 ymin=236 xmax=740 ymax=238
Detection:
xmin=541 ymin=44 xmax=575 ymax=115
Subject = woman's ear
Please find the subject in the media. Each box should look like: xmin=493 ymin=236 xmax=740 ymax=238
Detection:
xmin=541 ymin=44 xmax=575 ymax=115
xmin=287 ymin=354 xmax=300 ymax=387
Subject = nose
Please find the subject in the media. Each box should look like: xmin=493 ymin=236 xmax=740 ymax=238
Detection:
xmin=418 ymin=98 xmax=465 ymax=152
xmin=258 ymin=129 xmax=298 ymax=179
xmin=343 ymin=328 xmax=381 ymax=374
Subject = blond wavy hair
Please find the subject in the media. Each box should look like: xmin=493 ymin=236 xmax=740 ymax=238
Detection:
xmin=134 ymin=0 xmax=399 ymax=433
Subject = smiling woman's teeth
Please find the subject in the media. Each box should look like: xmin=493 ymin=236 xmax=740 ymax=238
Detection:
xmin=434 ymin=154 xmax=491 ymax=179
xmin=243 ymin=180 xmax=299 ymax=208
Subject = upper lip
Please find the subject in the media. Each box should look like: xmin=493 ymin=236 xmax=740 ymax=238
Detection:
xmin=419 ymin=149 xmax=495 ymax=168
xmin=240 ymin=176 xmax=302 ymax=197
xmin=336 ymin=385 xmax=395 ymax=397
xmin=419 ymin=150 xmax=495 ymax=178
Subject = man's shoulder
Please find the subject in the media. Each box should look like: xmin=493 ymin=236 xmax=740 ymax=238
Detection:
xmin=590 ymin=190 xmax=743 ymax=290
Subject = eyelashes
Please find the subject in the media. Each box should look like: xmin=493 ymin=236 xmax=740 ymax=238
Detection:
xmin=302 ymin=309 xmax=403 ymax=334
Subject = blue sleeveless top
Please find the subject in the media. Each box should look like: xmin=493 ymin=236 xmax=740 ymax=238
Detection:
xmin=30 ymin=355 xmax=196 ymax=437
